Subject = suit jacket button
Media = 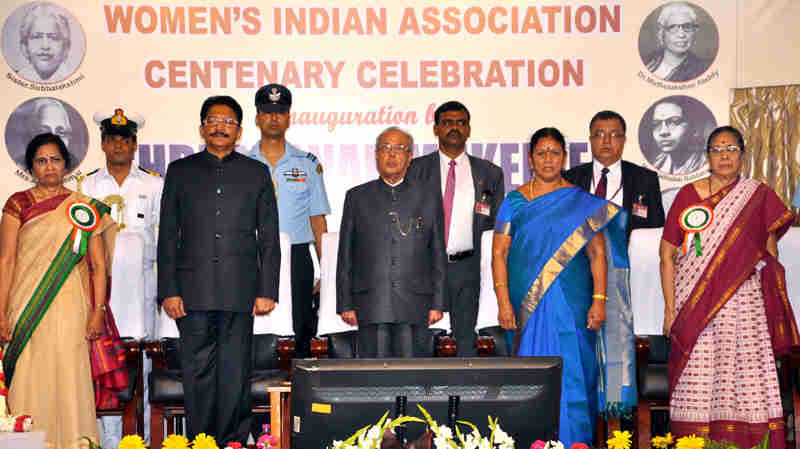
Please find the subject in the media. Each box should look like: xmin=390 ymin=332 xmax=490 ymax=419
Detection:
xmin=212 ymin=257 xmax=219 ymax=263
xmin=391 ymin=281 xmax=399 ymax=288
xmin=215 ymin=233 xmax=222 ymax=239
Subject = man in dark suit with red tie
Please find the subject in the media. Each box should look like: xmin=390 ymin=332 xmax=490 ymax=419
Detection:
xmin=406 ymin=101 xmax=504 ymax=356
xmin=563 ymin=110 xmax=665 ymax=240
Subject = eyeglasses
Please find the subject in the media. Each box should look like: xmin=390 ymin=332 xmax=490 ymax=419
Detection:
xmin=203 ymin=117 xmax=239 ymax=127
xmin=663 ymin=23 xmax=699 ymax=34
xmin=708 ymin=145 xmax=741 ymax=154
xmin=590 ymin=131 xmax=625 ymax=139
xmin=377 ymin=143 xmax=410 ymax=154
xmin=651 ymin=117 xmax=686 ymax=130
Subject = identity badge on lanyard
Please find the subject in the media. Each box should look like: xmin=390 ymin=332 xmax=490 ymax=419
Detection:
xmin=632 ymin=194 xmax=648 ymax=219
xmin=475 ymin=190 xmax=492 ymax=216
xmin=678 ymin=204 xmax=713 ymax=256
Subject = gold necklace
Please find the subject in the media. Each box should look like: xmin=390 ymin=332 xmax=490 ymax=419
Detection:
xmin=529 ymin=177 xmax=563 ymax=199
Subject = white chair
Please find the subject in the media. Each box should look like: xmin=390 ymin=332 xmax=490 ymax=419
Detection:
xmin=629 ymin=228 xmax=665 ymax=336
xmin=317 ymin=232 xmax=356 ymax=336
xmin=155 ymin=232 xmax=294 ymax=338
xmin=313 ymin=232 xmax=359 ymax=358
xmin=476 ymin=229 xmax=509 ymax=355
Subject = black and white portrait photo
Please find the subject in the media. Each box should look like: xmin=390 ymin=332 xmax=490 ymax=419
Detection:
xmin=1 ymin=2 xmax=86 ymax=84
xmin=638 ymin=95 xmax=717 ymax=175
xmin=5 ymin=97 xmax=89 ymax=172
xmin=638 ymin=2 xmax=719 ymax=83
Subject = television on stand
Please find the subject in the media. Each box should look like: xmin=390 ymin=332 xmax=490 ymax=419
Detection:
xmin=290 ymin=357 xmax=562 ymax=449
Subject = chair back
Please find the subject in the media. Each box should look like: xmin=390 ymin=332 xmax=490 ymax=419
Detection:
xmin=629 ymin=228 xmax=664 ymax=335
xmin=476 ymin=230 xmax=500 ymax=331
xmin=637 ymin=334 xmax=670 ymax=401
xmin=317 ymin=232 xmax=358 ymax=336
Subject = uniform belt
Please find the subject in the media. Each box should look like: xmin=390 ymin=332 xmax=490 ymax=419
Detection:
xmin=447 ymin=249 xmax=475 ymax=263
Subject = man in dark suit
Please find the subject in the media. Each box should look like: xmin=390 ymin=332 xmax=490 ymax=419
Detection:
xmin=337 ymin=127 xmax=446 ymax=358
xmin=157 ymin=96 xmax=280 ymax=444
xmin=563 ymin=110 xmax=665 ymax=239
xmin=406 ymin=101 xmax=504 ymax=357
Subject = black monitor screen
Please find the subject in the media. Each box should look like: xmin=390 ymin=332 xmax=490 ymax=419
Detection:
xmin=290 ymin=357 xmax=562 ymax=449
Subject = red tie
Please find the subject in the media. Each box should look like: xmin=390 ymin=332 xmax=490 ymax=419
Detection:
xmin=443 ymin=160 xmax=456 ymax=246
xmin=595 ymin=167 xmax=609 ymax=199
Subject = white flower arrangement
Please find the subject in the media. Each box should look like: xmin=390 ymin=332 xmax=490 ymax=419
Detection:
xmin=329 ymin=405 xmax=514 ymax=449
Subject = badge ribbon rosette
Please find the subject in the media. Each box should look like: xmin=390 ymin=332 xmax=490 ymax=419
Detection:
xmin=678 ymin=204 xmax=713 ymax=256
xmin=66 ymin=201 xmax=100 ymax=256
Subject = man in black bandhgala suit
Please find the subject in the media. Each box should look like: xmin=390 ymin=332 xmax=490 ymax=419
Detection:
xmin=157 ymin=95 xmax=280 ymax=444
xmin=337 ymin=126 xmax=446 ymax=358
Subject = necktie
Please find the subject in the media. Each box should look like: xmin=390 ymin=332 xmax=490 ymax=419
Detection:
xmin=443 ymin=160 xmax=456 ymax=246
xmin=595 ymin=167 xmax=609 ymax=199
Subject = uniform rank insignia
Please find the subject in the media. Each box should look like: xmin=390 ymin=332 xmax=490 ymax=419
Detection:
xmin=284 ymin=168 xmax=307 ymax=182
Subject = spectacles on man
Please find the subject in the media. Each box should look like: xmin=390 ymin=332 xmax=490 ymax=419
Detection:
xmin=590 ymin=131 xmax=625 ymax=139
xmin=203 ymin=117 xmax=239 ymax=127
xmin=663 ymin=22 xmax=699 ymax=34
xmin=377 ymin=143 xmax=410 ymax=154
xmin=651 ymin=117 xmax=686 ymax=130
xmin=708 ymin=145 xmax=741 ymax=154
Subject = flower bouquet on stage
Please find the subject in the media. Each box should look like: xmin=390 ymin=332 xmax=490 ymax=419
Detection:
xmin=329 ymin=404 xmax=514 ymax=449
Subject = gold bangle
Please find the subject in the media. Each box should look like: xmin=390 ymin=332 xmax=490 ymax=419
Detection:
xmin=592 ymin=294 xmax=607 ymax=301
xmin=494 ymin=281 xmax=506 ymax=287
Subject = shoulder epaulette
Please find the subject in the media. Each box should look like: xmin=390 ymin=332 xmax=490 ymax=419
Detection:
xmin=305 ymin=152 xmax=318 ymax=163
xmin=139 ymin=166 xmax=162 ymax=177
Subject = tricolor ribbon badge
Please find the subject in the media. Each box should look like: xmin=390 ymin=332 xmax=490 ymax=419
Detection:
xmin=66 ymin=201 xmax=100 ymax=256
xmin=678 ymin=204 xmax=714 ymax=256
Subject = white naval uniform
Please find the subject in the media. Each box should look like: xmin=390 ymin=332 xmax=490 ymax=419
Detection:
xmin=82 ymin=164 xmax=163 ymax=447
xmin=82 ymin=165 xmax=162 ymax=338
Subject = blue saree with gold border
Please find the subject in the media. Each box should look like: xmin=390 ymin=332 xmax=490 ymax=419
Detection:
xmin=495 ymin=186 xmax=636 ymax=446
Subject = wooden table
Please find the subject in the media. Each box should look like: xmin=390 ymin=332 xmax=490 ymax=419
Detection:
xmin=268 ymin=383 xmax=292 ymax=449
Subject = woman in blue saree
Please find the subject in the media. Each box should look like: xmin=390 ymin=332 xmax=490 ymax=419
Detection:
xmin=492 ymin=128 xmax=636 ymax=447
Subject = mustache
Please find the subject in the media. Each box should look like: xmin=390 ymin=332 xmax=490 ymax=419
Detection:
xmin=447 ymin=130 xmax=461 ymax=137
xmin=210 ymin=131 xmax=229 ymax=137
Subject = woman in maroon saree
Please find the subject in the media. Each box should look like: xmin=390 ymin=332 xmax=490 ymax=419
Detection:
xmin=660 ymin=126 xmax=798 ymax=449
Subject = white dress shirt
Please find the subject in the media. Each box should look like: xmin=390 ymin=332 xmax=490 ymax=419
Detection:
xmin=439 ymin=151 xmax=475 ymax=254
xmin=592 ymin=159 xmax=624 ymax=206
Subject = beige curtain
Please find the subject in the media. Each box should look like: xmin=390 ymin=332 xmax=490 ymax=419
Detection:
xmin=730 ymin=86 xmax=800 ymax=209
